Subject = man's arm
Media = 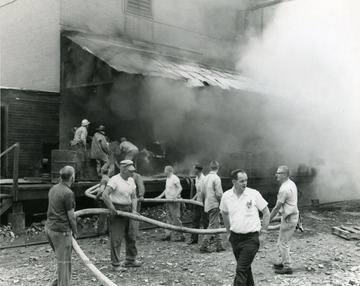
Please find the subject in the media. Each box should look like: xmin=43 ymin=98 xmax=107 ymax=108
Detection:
xmin=100 ymin=139 xmax=109 ymax=154
xmin=80 ymin=130 xmax=87 ymax=149
xmin=260 ymin=206 xmax=270 ymax=231
xmin=221 ymin=211 xmax=231 ymax=233
xmin=95 ymin=184 xmax=106 ymax=200
xmin=214 ymin=178 xmax=223 ymax=202
xmin=102 ymin=186 xmax=117 ymax=215
xmin=67 ymin=209 xmax=78 ymax=239
xmin=259 ymin=206 xmax=270 ymax=243
xmin=174 ymin=182 xmax=183 ymax=198
xmin=131 ymin=190 xmax=138 ymax=214
xmin=135 ymin=175 xmax=146 ymax=199
xmin=269 ymin=201 xmax=284 ymax=222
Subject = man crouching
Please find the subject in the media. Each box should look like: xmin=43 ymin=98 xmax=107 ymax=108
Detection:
xmin=102 ymin=160 xmax=142 ymax=270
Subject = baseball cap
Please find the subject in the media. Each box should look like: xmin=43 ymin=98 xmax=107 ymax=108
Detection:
xmin=120 ymin=160 xmax=136 ymax=171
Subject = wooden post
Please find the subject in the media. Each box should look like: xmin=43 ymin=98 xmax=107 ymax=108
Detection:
xmin=12 ymin=142 xmax=20 ymax=201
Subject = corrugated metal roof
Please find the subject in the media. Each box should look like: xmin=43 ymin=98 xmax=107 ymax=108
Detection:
xmin=67 ymin=33 xmax=275 ymax=94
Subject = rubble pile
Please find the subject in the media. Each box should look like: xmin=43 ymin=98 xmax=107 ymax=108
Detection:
xmin=141 ymin=204 xmax=193 ymax=223
xmin=0 ymin=224 xmax=15 ymax=241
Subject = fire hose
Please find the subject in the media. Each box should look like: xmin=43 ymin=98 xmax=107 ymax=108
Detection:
xmin=72 ymin=184 xmax=281 ymax=286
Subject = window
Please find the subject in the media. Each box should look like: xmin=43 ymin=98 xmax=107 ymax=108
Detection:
xmin=125 ymin=0 xmax=152 ymax=18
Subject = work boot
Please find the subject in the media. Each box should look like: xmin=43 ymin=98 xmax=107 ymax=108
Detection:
xmin=273 ymin=262 xmax=283 ymax=270
xmin=275 ymin=267 xmax=293 ymax=274
xmin=122 ymin=260 xmax=142 ymax=268
xmin=199 ymin=246 xmax=211 ymax=253
xmin=112 ymin=265 xmax=127 ymax=272
xmin=187 ymin=240 xmax=198 ymax=245
xmin=174 ymin=235 xmax=185 ymax=242
xmin=161 ymin=235 xmax=171 ymax=241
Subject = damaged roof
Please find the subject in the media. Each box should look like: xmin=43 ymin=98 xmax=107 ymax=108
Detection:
xmin=67 ymin=33 xmax=275 ymax=94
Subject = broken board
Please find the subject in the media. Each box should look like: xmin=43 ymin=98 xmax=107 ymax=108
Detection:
xmin=332 ymin=226 xmax=360 ymax=240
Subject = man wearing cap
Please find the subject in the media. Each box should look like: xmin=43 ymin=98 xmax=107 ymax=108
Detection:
xmin=102 ymin=160 xmax=142 ymax=270
xmin=70 ymin=119 xmax=90 ymax=179
xmin=119 ymin=138 xmax=139 ymax=166
xmin=188 ymin=163 xmax=208 ymax=245
xmin=269 ymin=165 xmax=299 ymax=275
xmin=45 ymin=166 xmax=77 ymax=286
xmin=90 ymin=125 xmax=109 ymax=177
xmin=220 ymin=169 xmax=270 ymax=286
xmin=199 ymin=160 xmax=225 ymax=253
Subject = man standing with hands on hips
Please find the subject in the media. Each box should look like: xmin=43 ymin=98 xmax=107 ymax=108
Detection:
xmin=220 ymin=169 xmax=270 ymax=286
xmin=269 ymin=165 xmax=299 ymax=275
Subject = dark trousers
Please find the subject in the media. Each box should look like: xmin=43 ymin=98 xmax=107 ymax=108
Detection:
xmin=96 ymin=200 xmax=108 ymax=234
xmin=45 ymin=227 xmax=72 ymax=286
xmin=229 ymin=231 xmax=260 ymax=286
xmin=110 ymin=205 xmax=137 ymax=266
xmin=191 ymin=205 xmax=209 ymax=242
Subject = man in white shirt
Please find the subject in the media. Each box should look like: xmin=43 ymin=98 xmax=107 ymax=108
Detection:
xmin=102 ymin=160 xmax=141 ymax=270
xmin=188 ymin=163 xmax=208 ymax=245
xmin=269 ymin=165 xmax=299 ymax=275
xmin=220 ymin=169 xmax=270 ymax=286
xmin=119 ymin=137 xmax=139 ymax=166
xmin=70 ymin=119 xmax=90 ymax=179
xmin=156 ymin=166 xmax=185 ymax=242
xmin=199 ymin=161 xmax=225 ymax=253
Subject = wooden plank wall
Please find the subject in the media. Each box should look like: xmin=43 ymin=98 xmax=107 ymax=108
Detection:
xmin=0 ymin=89 xmax=60 ymax=178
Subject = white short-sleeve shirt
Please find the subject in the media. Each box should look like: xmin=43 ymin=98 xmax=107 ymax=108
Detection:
xmin=107 ymin=174 xmax=136 ymax=205
xmin=165 ymin=174 xmax=181 ymax=199
xmin=278 ymin=179 xmax=299 ymax=217
xmin=220 ymin=187 xmax=268 ymax=234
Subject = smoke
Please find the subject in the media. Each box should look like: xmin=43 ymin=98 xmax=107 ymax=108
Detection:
xmin=236 ymin=0 xmax=360 ymax=202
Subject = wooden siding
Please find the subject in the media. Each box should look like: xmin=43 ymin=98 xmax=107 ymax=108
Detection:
xmin=0 ymin=89 xmax=60 ymax=178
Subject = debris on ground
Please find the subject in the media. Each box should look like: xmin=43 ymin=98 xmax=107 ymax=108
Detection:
xmin=1 ymin=201 xmax=360 ymax=285
xmin=332 ymin=225 xmax=360 ymax=240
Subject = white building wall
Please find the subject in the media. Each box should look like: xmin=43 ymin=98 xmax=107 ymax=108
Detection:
xmin=0 ymin=0 xmax=60 ymax=92
xmin=60 ymin=0 xmax=248 ymax=68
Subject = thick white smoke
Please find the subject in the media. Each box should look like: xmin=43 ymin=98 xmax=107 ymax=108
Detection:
xmin=237 ymin=0 xmax=360 ymax=203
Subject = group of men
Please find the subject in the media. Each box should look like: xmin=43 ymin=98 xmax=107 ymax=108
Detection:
xmin=46 ymin=159 xmax=143 ymax=285
xmin=46 ymin=158 xmax=300 ymax=286
xmin=70 ymin=119 xmax=139 ymax=178
xmin=152 ymin=161 xmax=299 ymax=285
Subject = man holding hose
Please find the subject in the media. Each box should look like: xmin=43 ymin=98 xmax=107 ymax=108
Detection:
xmin=102 ymin=160 xmax=142 ymax=271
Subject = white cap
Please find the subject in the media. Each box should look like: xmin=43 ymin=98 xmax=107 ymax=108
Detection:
xmin=120 ymin=160 xmax=136 ymax=171
xmin=81 ymin=119 xmax=90 ymax=126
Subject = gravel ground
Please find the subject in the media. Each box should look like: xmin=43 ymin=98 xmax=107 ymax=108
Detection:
xmin=1 ymin=206 xmax=360 ymax=286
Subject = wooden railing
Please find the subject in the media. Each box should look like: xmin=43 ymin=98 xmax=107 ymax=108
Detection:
xmin=0 ymin=142 xmax=20 ymax=201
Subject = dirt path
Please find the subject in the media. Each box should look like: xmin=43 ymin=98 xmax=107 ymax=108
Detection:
xmin=1 ymin=209 xmax=360 ymax=286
